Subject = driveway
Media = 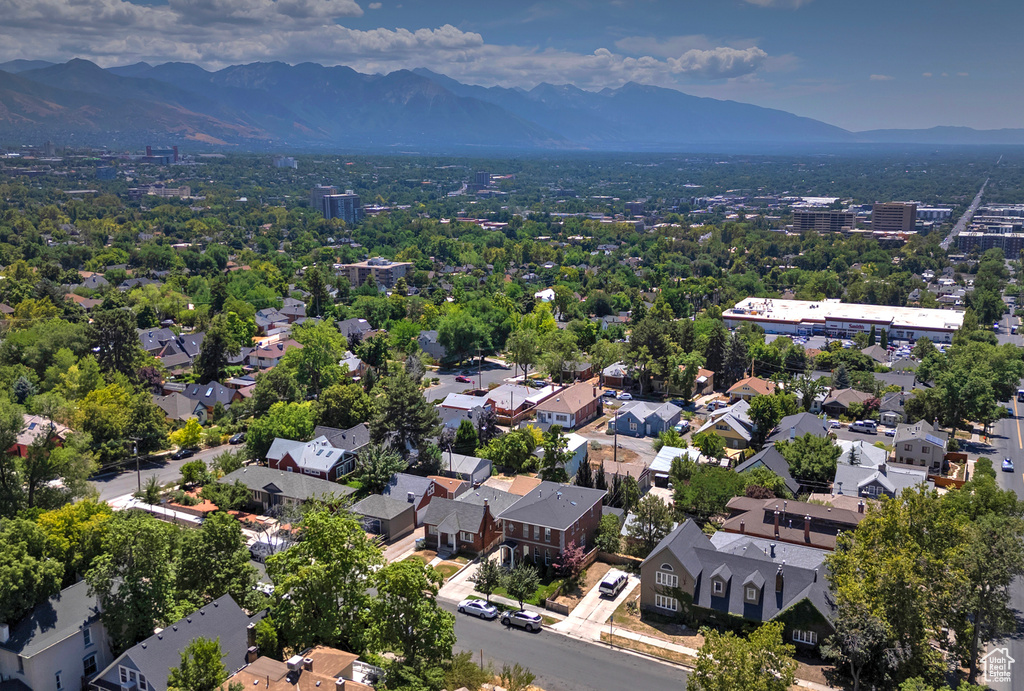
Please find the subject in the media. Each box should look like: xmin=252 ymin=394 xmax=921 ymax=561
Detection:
xmin=425 ymin=359 xmax=513 ymax=403
xmin=552 ymin=574 xmax=640 ymax=639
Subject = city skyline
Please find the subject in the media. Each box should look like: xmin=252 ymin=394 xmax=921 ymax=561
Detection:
xmin=1 ymin=0 xmax=1020 ymax=132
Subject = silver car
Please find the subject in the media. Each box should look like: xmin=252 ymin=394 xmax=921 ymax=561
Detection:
xmin=458 ymin=599 xmax=498 ymax=620
xmin=501 ymin=609 xmax=543 ymax=632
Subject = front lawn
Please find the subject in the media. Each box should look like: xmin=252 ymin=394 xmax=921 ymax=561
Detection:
xmin=490 ymin=576 xmax=563 ymax=606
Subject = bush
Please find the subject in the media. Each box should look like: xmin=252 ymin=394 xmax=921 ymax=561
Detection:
xmin=444 ymin=651 xmax=491 ymax=691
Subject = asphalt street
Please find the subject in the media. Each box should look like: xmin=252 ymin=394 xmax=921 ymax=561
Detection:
xmin=89 ymin=444 xmax=235 ymax=501
xmin=988 ymin=394 xmax=1024 ymax=691
xmin=425 ymin=359 xmax=514 ymax=403
xmin=440 ymin=600 xmax=689 ymax=691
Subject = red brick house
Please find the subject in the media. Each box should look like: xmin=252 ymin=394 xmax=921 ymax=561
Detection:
xmin=496 ymin=481 xmax=606 ymax=567
xmin=427 ymin=475 xmax=469 ymax=500
xmin=422 ymin=487 xmax=519 ymax=555
xmin=12 ymin=415 xmax=70 ymax=457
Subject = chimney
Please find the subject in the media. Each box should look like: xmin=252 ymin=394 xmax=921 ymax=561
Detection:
xmin=858 ymin=500 xmax=865 ymax=514
xmin=773 ymin=510 xmax=780 ymax=537
xmin=0 ymin=623 xmax=8 ymax=644
xmin=789 ymin=426 xmax=796 ymax=441
xmin=247 ymin=622 xmax=256 ymax=648
xmin=303 ymin=658 xmax=313 ymax=672
xmin=769 ymin=543 xmax=775 ymax=558
xmin=406 ymin=492 xmax=414 ymax=503
xmin=336 ymin=680 xmax=346 ymax=691
xmin=246 ymin=646 xmax=258 ymax=664
xmin=739 ymin=520 xmax=745 ymax=534
xmin=803 ymin=515 xmax=811 ymax=543
xmin=775 ymin=565 xmax=784 ymax=592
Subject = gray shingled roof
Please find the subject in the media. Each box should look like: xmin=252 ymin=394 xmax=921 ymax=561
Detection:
xmin=765 ymin=413 xmax=830 ymax=445
xmin=351 ymin=494 xmax=414 ymax=520
xmin=314 ymin=423 xmax=370 ymax=452
xmin=92 ymin=595 xmax=262 ymax=691
xmin=420 ymin=497 xmax=486 ymax=533
xmin=0 ymin=581 xmax=99 ymax=657
xmin=381 ymin=473 xmax=432 ymax=504
xmin=733 ymin=446 xmax=800 ymax=495
xmin=457 ymin=486 xmax=519 ymax=516
xmin=497 ymin=481 xmax=606 ymax=530
xmin=219 ymin=466 xmax=354 ymax=502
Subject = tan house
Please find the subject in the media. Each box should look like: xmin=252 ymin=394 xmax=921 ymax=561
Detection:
xmin=892 ymin=420 xmax=948 ymax=473
xmin=727 ymin=377 xmax=776 ymax=402
xmin=533 ymin=382 xmax=602 ymax=430
xmin=695 ymin=399 xmax=753 ymax=450
xmin=693 ymin=368 xmax=715 ymax=397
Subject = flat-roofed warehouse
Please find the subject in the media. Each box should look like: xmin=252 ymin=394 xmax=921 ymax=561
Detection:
xmin=723 ymin=298 xmax=964 ymax=344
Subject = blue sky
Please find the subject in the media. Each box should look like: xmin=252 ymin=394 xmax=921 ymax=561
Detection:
xmin=1 ymin=0 xmax=1018 ymax=130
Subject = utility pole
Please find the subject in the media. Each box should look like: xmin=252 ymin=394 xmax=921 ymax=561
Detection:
xmin=130 ymin=437 xmax=141 ymax=493
xmin=613 ymin=408 xmax=619 ymax=465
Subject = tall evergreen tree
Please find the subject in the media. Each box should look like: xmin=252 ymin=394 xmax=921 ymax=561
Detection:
xmin=879 ymin=329 xmax=888 ymax=348
xmin=371 ymin=370 xmax=441 ymax=457
xmin=195 ymin=314 xmax=240 ymax=384
xmin=834 ymin=364 xmax=852 ymax=390
xmin=867 ymin=325 xmax=877 ymax=346
xmin=575 ymin=456 xmax=594 ymax=488
xmin=595 ymin=459 xmax=608 ymax=491
xmin=723 ymin=333 xmax=748 ymax=387
xmin=704 ymin=322 xmax=729 ymax=377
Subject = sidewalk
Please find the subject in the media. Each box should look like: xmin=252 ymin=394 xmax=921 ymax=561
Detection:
xmin=439 ymin=559 xmax=565 ymax=620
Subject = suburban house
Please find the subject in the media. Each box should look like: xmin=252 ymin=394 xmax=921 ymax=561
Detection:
xmin=560 ymin=360 xmax=594 ymax=381
xmin=733 ymin=446 xmax=800 ymax=496
xmin=833 ymin=442 xmax=931 ymax=500
xmin=878 ymin=391 xmax=912 ymax=427
xmin=727 ymin=377 xmax=777 ymax=402
xmin=0 ymin=581 xmax=111 ymax=691
xmin=597 ymin=459 xmax=652 ymax=492
xmin=506 ymin=475 xmax=542 ymax=496
xmin=765 ymin=412 xmax=831 ymax=445
xmin=339 ymin=351 xmax=369 ymax=379
xmin=612 ymin=401 xmax=682 ymax=438
xmin=438 ymin=452 xmax=492 ymax=486
xmin=350 ymin=494 xmax=416 ymax=541
xmin=692 ymin=368 xmax=715 ymax=398
xmin=182 ymin=381 xmax=241 ymax=415
xmin=640 ymin=521 xmax=834 ymax=650
xmin=649 ymin=446 xmax=707 ymax=484
xmin=336 ymin=317 xmax=375 ymax=342
xmin=495 ymin=481 xmax=606 ymax=567
xmin=224 ymin=645 xmax=383 ymax=691
xmin=439 ymin=404 xmax=489 ymax=431
xmin=280 ymin=297 xmax=307 ymax=321
xmin=381 ymin=473 xmax=437 ymax=525
xmin=266 ymin=435 xmax=355 ymax=481
xmin=821 ymin=388 xmax=874 ymax=418
xmin=892 ymin=420 xmax=949 ymax=472
xmin=421 ymin=492 xmax=506 ymax=555
xmin=486 ymin=384 xmax=558 ymax=425
xmin=861 ymin=344 xmax=889 ymax=365
xmin=417 ymin=330 xmax=447 ymax=361
xmin=219 ymin=466 xmax=355 ymax=512
xmin=255 ymin=307 xmax=292 ymax=335
xmin=152 ymin=392 xmax=205 ymax=424
xmin=248 ymin=338 xmax=303 ymax=369
xmin=427 ymin=475 xmax=469 ymax=500
xmin=601 ymin=362 xmax=632 ymax=389
xmin=313 ymin=423 xmax=370 ymax=458
xmin=533 ymin=382 xmax=602 ymax=431
xmin=90 ymin=595 xmax=263 ymax=691
xmin=695 ymin=399 xmax=753 ymax=450
xmin=12 ymin=415 xmax=70 ymax=457
xmin=720 ymin=497 xmax=866 ymax=551
xmin=438 ymin=393 xmax=489 ymax=412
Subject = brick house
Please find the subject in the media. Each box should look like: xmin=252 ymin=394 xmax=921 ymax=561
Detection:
xmin=495 ymin=482 xmax=606 ymax=567
xmin=266 ymin=435 xmax=354 ymax=481
xmin=533 ymin=382 xmax=602 ymax=431
xmin=421 ymin=488 xmax=518 ymax=555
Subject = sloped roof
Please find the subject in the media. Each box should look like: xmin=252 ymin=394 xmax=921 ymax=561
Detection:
xmin=182 ymin=381 xmax=236 ymax=407
xmin=220 ymin=466 xmax=354 ymax=502
xmin=381 ymin=473 xmax=433 ymax=503
xmin=0 ymin=581 xmax=99 ymax=657
xmin=421 ymin=497 xmax=486 ymax=533
xmin=351 ymin=494 xmax=414 ymax=521
xmin=734 ymin=446 xmax=800 ymax=495
xmin=152 ymin=393 xmax=199 ymax=422
xmin=534 ymin=381 xmax=601 ymax=415
xmin=314 ymin=423 xmax=370 ymax=451
xmin=16 ymin=414 xmax=70 ymax=449
xmin=266 ymin=435 xmax=348 ymax=473
xmin=727 ymin=377 xmax=776 ymax=397
xmin=457 ymin=486 xmax=520 ymax=516
xmin=650 ymin=446 xmax=706 ymax=475
xmin=765 ymin=412 xmax=830 ymax=445
xmin=507 ymin=475 xmax=542 ymax=496
xmin=618 ymin=400 xmax=682 ymax=423
xmin=822 ymin=388 xmax=873 ymax=409
xmin=497 ymin=481 xmax=606 ymax=530
xmin=441 ymin=452 xmax=491 ymax=477
xmin=894 ymin=419 xmax=948 ymax=446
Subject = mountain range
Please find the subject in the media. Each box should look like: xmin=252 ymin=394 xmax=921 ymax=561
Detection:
xmin=1 ymin=58 xmax=1022 ymax=152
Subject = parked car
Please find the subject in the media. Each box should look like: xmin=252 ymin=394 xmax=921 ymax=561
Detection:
xmin=171 ymin=447 xmax=197 ymax=460
xmin=602 ymin=389 xmax=617 ymax=397
xmin=501 ymin=610 xmax=543 ymax=632
xmin=229 ymin=432 xmax=246 ymax=445
xmin=850 ymin=420 xmax=877 ymax=434
xmin=458 ymin=599 xmax=499 ymax=620
xmin=672 ymin=421 xmax=691 ymax=434
xmin=454 ymin=375 xmax=472 ymax=383
xmin=884 ymin=428 xmax=896 ymax=437
xmin=617 ymin=392 xmax=633 ymax=401
xmin=1003 ymin=458 xmax=1015 ymax=473
xmin=829 ymin=419 xmax=841 ymax=429
xmin=669 ymin=399 xmax=688 ymax=408
xmin=598 ymin=570 xmax=629 ymax=598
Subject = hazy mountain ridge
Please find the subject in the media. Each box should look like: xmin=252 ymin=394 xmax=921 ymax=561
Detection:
xmin=0 ymin=59 xmax=1021 ymax=150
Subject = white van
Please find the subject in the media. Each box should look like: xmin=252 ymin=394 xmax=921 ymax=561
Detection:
xmin=850 ymin=420 xmax=877 ymax=434
xmin=599 ymin=569 xmax=629 ymax=598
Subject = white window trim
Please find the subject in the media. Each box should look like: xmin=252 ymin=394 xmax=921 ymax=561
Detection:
xmin=83 ymin=626 xmax=92 ymax=646
xmin=656 ymin=571 xmax=678 ymax=588
xmin=746 ymin=587 xmax=758 ymax=601
xmin=654 ymin=594 xmax=678 ymax=612
xmin=792 ymin=630 xmax=818 ymax=645
xmin=713 ymin=579 xmax=724 ymax=595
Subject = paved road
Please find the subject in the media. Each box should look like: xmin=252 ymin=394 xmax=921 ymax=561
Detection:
xmin=441 ymin=600 xmax=689 ymax=690
xmin=941 ymin=177 xmax=988 ymax=251
xmin=90 ymin=445 xmax=235 ymax=501
xmin=426 ymin=359 xmax=514 ymax=403
xmin=988 ymin=395 xmax=1024 ymax=690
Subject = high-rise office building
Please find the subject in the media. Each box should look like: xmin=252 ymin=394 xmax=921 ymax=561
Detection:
xmin=310 ymin=184 xmax=338 ymax=212
xmin=475 ymin=171 xmax=491 ymax=187
xmin=793 ymin=210 xmax=855 ymax=232
xmin=322 ymin=191 xmax=362 ymax=225
xmin=871 ymin=202 xmax=917 ymax=233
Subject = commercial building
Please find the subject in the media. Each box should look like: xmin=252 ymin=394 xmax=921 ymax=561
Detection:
xmin=956 ymin=231 xmax=1024 ymax=258
xmin=334 ymin=257 xmax=412 ymax=289
xmin=723 ymin=297 xmax=964 ymax=343
xmin=143 ymin=145 xmax=178 ymax=164
xmin=273 ymin=156 xmax=297 ymax=169
xmin=310 ymin=184 xmax=338 ymax=211
xmin=917 ymin=207 xmax=952 ymax=221
xmin=792 ymin=210 xmax=855 ymax=232
xmin=127 ymin=185 xmax=190 ymax=199
xmin=322 ymin=191 xmax=362 ymax=224
xmin=871 ymin=202 xmax=917 ymax=233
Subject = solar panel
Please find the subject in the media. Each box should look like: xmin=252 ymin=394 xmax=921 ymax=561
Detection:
xmin=924 ymin=434 xmax=945 ymax=446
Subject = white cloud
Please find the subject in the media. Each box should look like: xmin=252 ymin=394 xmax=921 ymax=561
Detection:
xmin=922 ymin=72 xmax=933 ymax=77
xmin=869 ymin=74 xmax=894 ymax=81
xmin=368 ymin=1 xmax=381 ymax=7
xmin=0 ymin=0 xmax=774 ymax=89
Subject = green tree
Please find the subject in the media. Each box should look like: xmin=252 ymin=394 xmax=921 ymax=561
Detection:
xmin=748 ymin=394 xmax=784 ymax=450
xmin=499 ymin=663 xmax=536 ymax=691
xmin=470 ymin=558 xmax=504 ymax=603
xmin=90 ymin=309 xmax=144 ymax=378
xmin=315 ymin=382 xmax=374 ymax=429
xmin=594 ymin=513 xmax=622 ymax=553
xmin=506 ymin=327 xmax=541 ymax=380
xmin=200 ymin=479 xmax=251 ymax=511
xmin=868 ymin=325 xmax=877 ymax=346
xmin=822 ymin=602 xmax=893 ymax=691
xmin=246 ymin=402 xmax=316 ymax=459
xmin=438 ymin=307 xmax=490 ymax=365
xmin=166 ymin=636 xmax=229 ymax=691
xmin=687 ymin=621 xmax=797 ymax=691
xmin=504 ymin=563 xmax=540 ymax=610
xmin=0 ymin=519 xmax=63 ymax=624
xmin=20 ymin=430 xmax=96 ymax=511
xmin=669 ymin=350 xmax=705 ymax=402
xmin=366 ymin=559 xmax=456 ymax=665
xmin=626 ymin=494 xmax=673 ymax=557
xmin=36 ymin=498 xmax=112 ymax=585
xmin=87 ymin=512 xmax=177 ymax=653
xmin=179 ymin=458 xmax=209 ymax=488
xmin=194 ymin=314 xmax=240 ymax=384
xmin=691 ymin=430 xmax=725 ymax=461
xmin=723 ymin=333 xmax=748 ymax=387
xmin=172 ymin=418 xmax=203 ymax=450
xmin=575 ymin=455 xmax=594 ymax=487
xmin=284 ymin=321 xmax=348 ymax=398
xmin=478 ymin=428 xmax=539 ymax=473
xmin=176 ymin=512 xmax=259 ymax=611
xmin=703 ymin=322 xmax=729 ymax=378
xmin=653 ymin=428 xmax=686 ymax=452
xmin=775 ymin=433 xmax=841 ymax=485
xmin=833 ymin=364 xmax=851 ymax=389
xmin=371 ymin=370 xmax=440 ymax=457
xmin=538 ymin=425 xmax=572 ymax=482
xmin=266 ymin=506 xmax=383 ymax=651
xmin=358 ymin=443 xmax=407 ymax=494
xmin=453 ymin=418 xmax=479 ymax=456
xmin=250 ymin=366 xmax=304 ymax=417
xmin=445 ymin=651 xmax=491 ymax=691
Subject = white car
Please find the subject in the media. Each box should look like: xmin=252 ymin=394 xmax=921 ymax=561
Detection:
xmin=884 ymin=428 xmax=896 ymax=437
xmin=458 ymin=599 xmax=499 ymax=620
xmin=617 ymin=392 xmax=633 ymax=400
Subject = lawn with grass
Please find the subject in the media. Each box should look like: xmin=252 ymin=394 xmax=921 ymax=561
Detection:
xmin=490 ymin=577 xmax=564 ymax=606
